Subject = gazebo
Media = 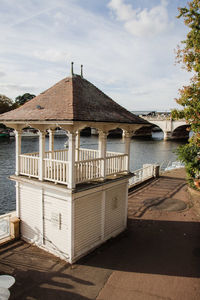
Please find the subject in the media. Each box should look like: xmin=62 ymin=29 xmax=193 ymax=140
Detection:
xmin=0 ymin=65 xmax=149 ymax=263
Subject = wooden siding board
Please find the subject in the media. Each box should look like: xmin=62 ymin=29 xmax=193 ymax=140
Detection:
xmin=43 ymin=194 xmax=71 ymax=258
xmin=104 ymin=184 xmax=126 ymax=238
xmin=19 ymin=184 xmax=42 ymax=244
xmin=74 ymin=192 xmax=102 ymax=256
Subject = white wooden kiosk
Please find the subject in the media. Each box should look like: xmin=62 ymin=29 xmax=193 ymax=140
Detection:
xmin=0 ymin=65 xmax=149 ymax=263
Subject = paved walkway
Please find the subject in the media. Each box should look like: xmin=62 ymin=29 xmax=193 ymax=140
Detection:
xmin=0 ymin=168 xmax=200 ymax=299
xmin=97 ymin=169 xmax=200 ymax=300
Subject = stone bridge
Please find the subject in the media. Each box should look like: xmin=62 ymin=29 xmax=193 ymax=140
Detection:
xmin=141 ymin=116 xmax=189 ymax=140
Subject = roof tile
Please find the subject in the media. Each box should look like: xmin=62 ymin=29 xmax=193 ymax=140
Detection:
xmin=0 ymin=75 xmax=148 ymax=125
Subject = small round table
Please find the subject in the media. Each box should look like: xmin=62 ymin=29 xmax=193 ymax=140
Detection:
xmin=0 ymin=287 xmax=10 ymax=300
xmin=0 ymin=275 xmax=15 ymax=288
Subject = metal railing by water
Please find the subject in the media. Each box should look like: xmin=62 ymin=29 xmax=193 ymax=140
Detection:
xmin=129 ymin=164 xmax=156 ymax=188
xmin=0 ymin=212 xmax=15 ymax=241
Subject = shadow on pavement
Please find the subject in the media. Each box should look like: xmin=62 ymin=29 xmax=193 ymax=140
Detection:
xmin=0 ymin=241 xmax=93 ymax=300
xmin=79 ymin=218 xmax=200 ymax=278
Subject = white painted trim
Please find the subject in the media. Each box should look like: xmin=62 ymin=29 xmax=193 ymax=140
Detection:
xmin=124 ymin=182 xmax=129 ymax=227
xmin=41 ymin=187 xmax=44 ymax=245
xmin=68 ymin=199 xmax=74 ymax=263
xmin=48 ymin=129 xmax=54 ymax=158
xmin=98 ymin=131 xmax=107 ymax=179
xmin=101 ymin=191 xmax=105 ymax=241
xmin=15 ymin=181 xmax=20 ymax=218
xmin=38 ymin=131 xmax=45 ymax=181
xmin=124 ymin=131 xmax=131 ymax=172
xmin=15 ymin=130 xmax=22 ymax=176
xmin=68 ymin=132 xmax=76 ymax=189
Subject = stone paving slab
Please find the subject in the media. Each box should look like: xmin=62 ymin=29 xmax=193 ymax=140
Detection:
xmin=97 ymin=271 xmax=200 ymax=300
xmin=97 ymin=169 xmax=200 ymax=300
xmin=0 ymin=168 xmax=200 ymax=299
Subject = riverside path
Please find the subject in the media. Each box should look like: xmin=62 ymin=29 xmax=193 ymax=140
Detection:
xmin=0 ymin=168 xmax=200 ymax=300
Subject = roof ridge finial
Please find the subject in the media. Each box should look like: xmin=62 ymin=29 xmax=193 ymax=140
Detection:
xmin=81 ymin=65 xmax=83 ymax=78
xmin=71 ymin=62 xmax=74 ymax=77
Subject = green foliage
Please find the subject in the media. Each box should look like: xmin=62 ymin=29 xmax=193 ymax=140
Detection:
xmin=172 ymin=0 xmax=200 ymax=144
xmin=176 ymin=143 xmax=200 ymax=180
xmin=172 ymin=1 xmax=200 ymax=186
xmin=15 ymin=93 xmax=35 ymax=106
xmin=0 ymin=94 xmax=13 ymax=114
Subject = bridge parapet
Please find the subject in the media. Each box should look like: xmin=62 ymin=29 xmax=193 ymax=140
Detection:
xmin=140 ymin=116 xmax=188 ymax=140
xmin=142 ymin=115 xmax=171 ymax=121
xmin=142 ymin=115 xmax=185 ymax=121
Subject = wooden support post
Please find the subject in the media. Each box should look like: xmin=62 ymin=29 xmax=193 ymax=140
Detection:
xmin=48 ymin=129 xmax=54 ymax=160
xmin=124 ymin=131 xmax=132 ymax=173
xmin=68 ymin=132 xmax=76 ymax=189
xmin=48 ymin=129 xmax=54 ymax=152
xmin=98 ymin=131 xmax=107 ymax=180
xmin=15 ymin=130 xmax=22 ymax=176
xmin=39 ymin=130 xmax=46 ymax=181
xmin=75 ymin=130 xmax=80 ymax=161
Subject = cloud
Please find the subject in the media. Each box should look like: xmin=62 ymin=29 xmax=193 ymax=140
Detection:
xmin=0 ymin=72 xmax=6 ymax=77
xmin=33 ymin=49 xmax=71 ymax=63
xmin=0 ymin=84 xmax=36 ymax=91
xmin=108 ymin=0 xmax=172 ymax=37
xmin=0 ymin=0 xmax=190 ymax=110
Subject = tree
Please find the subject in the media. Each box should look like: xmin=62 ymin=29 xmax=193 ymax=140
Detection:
xmin=0 ymin=94 xmax=13 ymax=114
xmin=15 ymin=93 xmax=35 ymax=106
xmin=172 ymin=0 xmax=200 ymax=187
xmin=173 ymin=0 xmax=200 ymax=143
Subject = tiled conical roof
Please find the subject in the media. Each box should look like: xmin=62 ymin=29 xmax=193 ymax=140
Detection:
xmin=0 ymin=75 xmax=149 ymax=125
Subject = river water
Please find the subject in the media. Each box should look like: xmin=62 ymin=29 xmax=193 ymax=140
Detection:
xmin=0 ymin=132 xmax=186 ymax=214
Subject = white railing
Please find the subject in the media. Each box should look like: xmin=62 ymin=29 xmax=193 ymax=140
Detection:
xmin=23 ymin=152 xmax=39 ymax=157
xmin=44 ymin=159 xmax=69 ymax=184
xmin=21 ymin=148 xmax=123 ymax=161
xmin=20 ymin=155 xmax=39 ymax=178
xmin=45 ymin=149 xmax=69 ymax=161
xmin=162 ymin=161 xmax=184 ymax=172
xmin=0 ymin=211 xmax=16 ymax=241
xmin=25 ymin=150 xmax=68 ymax=161
xmin=19 ymin=148 xmax=128 ymax=185
xmin=0 ymin=213 xmax=10 ymax=240
xmin=129 ymin=164 xmax=155 ymax=188
xmin=75 ymin=158 xmax=103 ymax=184
xmin=78 ymin=148 xmax=124 ymax=160
xmin=106 ymin=150 xmax=123 ymax=157
xmin=106 ymin=154 xmax=127 ymax=175
xmin=78 ymin=148 xmax=99 ymax=161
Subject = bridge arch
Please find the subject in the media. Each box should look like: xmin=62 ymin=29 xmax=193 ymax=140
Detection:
xmin=133 ymin=125 xmax=162 ymax=138
xmin=141 ymin=116 xmax=189 ymax=140
xmin=171 ymin=125 xmax=190 ymax=140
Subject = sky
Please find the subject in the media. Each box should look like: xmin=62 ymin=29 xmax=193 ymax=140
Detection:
xmin=0 ymin=0 xmax=191 ymax=111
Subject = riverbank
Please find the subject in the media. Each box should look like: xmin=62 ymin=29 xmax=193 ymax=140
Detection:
xmin=1 ymin=168 xmax=200 ymax=299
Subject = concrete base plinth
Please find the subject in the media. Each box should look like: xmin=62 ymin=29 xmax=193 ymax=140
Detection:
xmin=10 ymin=217 xmax=20 ymax=239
